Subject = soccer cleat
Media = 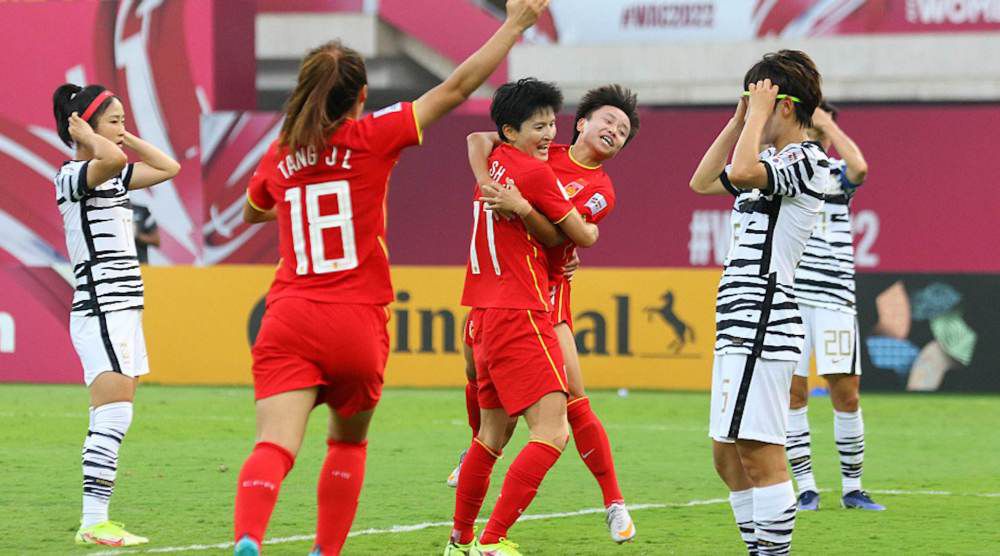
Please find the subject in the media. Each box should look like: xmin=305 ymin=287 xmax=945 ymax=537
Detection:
xmin=797 ymin=490 xmax=820 ymax=511
xmin=234 ymin=535 xmax=261 ymax=555
xmin=842 ymin=490 xmax=886 ymax=511
xmin=443 ymin=537 xmax=477 ymax=555
xmin=606 ymin=502 xmax=637 ymax=543
xmin=75 ymin=521 xmax=149 ymax=547
xmin=447 ymin=449 xmax=467 ymax=488
xmin=473 ymin=538 xmax=522 ymax=556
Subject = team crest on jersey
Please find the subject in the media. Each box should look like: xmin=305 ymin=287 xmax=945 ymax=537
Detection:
xmin=584 ymin=192 xmax=608 ymax=215
xmin=772 ymin=147 xmax=805 ymax=167
xmin=373 ymin=103 xmax=403 ymax=118
xmin=560 ymin=179 xmax=587 ymax=199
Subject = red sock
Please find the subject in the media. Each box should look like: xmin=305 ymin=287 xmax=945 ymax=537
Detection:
xmin=480 ymin=441 xmax=562 ymax=544
xmin=315 ymin=439 xmax=367 ymax=555
xmin=568 ymin=397 xmax=623 ymax=506
xmin=234 ymin=442 xmax=295 ymax=544
xmin=451 ymin=439 xmax=499 ymax=544
xmin=465 ymin=381 xmax=481 ymax=438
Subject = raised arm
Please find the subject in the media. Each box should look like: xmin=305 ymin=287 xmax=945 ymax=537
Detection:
xmin=413 ymin=0 xmax=548 ymax=129
xmin=67 ymin=112 xmax=127 ymax=187
xmin=813 ymin=108 xmax=868 ymax=185
xmin=125 ymin=131 xmax=181 ymax=190
xmin=729 ymin=80 xmax=778 ymax=189
xmin=690 ymin=98 xmax=746 ymax=195
xmin=556 ymin=211 xmax=599 ymax=248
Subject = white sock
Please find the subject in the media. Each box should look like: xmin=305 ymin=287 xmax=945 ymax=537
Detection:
xmin=729 ymin=488 xmax=757 ymax=554
xmin=785 ymin=406 xmax=817 ymax=494
xmin=82 ymin=401 xmax=133 ymax=528
xmin=753 ymin=481 xmax=796 ymax=556
xmin=834 ymin=409 xmax=864 ymax=494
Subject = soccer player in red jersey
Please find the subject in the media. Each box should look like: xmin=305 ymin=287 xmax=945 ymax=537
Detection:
xmin=445 ymin=78 xmax=602 ymax=556
xmin=451 ymin=85 xmax=641 ymax=544
xmin=232 ymin=2 xmax=550 ymax=555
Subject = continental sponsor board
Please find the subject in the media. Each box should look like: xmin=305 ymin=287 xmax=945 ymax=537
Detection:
xmin=141 ymin=266 xmax=726 ymax=389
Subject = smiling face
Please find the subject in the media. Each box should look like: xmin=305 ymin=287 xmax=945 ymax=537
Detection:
xmin=504 ymin=107 xmax=557 ymax=161
xmin=575 ymin=105 xmax=631 ymax=161
xmin=92 ymin=98 xmax=126 ymax=148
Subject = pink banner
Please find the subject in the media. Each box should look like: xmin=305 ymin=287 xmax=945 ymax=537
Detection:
xmin=203 ymin=104 xmax=1000 ymax=272
xmin=0 ymin=266 xmax=79 ymax=383
xmin=0 ymin=0 xmax=255 ymax=266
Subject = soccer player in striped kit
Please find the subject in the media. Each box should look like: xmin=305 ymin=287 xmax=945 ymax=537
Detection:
xmin=233 ymin=2 xmax=550 ymax=555
xmin=52 ymin=84 xmax=180 ymax=546
xmin=785 ymin=101 xmax=884 ymax=512
xmin=690 ymin=51 xmax=827 ymax=555
xmin=453 ymin=84 xmax=641 ymax=544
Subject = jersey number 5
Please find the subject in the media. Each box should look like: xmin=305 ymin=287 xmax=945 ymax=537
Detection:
xmin=285 ymin=181 xmax=357 ymax=275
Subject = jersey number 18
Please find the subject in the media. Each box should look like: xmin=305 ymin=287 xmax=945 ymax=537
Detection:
xmin=285 ymin=181 xmax=358 ymax=275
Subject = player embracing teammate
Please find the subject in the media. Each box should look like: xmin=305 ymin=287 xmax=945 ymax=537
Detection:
xmin=690 ymin=50 xmax=827 ymax=555
xmin=449 ymin=84 xmax=641 ymax=548
xmin=232 ymin=1 xmax=550 ymax=555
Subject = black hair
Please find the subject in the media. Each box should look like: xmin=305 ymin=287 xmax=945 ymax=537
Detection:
xmin=572 ymin=84 xmax=640 ymax=146
xmin=52 ymin=83 xmax=118 ymax=147
xmin=490 ymin=78 xmax=563 ymax=142
xmin=819 ymin=99 xmax=839 ymax=121
xmin=743 ymin=50 xmax=822 ymax=128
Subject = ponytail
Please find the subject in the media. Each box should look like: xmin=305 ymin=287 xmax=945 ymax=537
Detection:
xmin=280 ymin=41 xmax=367 ymax=153
xmin=52 ymin=83 xmax=118 ymax=147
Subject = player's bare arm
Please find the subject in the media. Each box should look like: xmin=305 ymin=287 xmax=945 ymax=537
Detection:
xmin=124 ymin=131 xmax=181 ymax=190
xmin=481 ymin=180 xmax=564 ymax=247
xmin=243 ymin=201 xmax=276 ymax=224
xmin=729 ymin=80 xmax=779 ymax=189
xmin=812 ymin=107 xmax=868 ymax=184
xmin=68 ymin=112 xmax=127 ymax=187
xmin=467 ymin=132 xmax=503 ymax=183
xmin=690 ymin=98 xmax=747 ymax=195
xmin=556 ymin=210 xmax=599 ymax=247
xmin=413 ymin=0 xmax=548 ymax=128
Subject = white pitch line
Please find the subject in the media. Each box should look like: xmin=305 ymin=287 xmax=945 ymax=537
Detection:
xmin=88 ymin=489 xmax=1000 ymax=555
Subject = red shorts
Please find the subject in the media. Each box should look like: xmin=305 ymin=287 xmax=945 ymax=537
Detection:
xmin=549 ymin=278 xmax=573 ymax=330
xmin=252 ymin=297 xmax=389 ymax=417
xmin=468 ymin=307 xmax=568 ymax=417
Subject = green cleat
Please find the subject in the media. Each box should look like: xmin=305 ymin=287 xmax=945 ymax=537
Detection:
xmin=75 ymin=520 xmax=149 ymax=547
xmin=443 ymin=537 xmax=477 ymax=555
xmin=473 ymin=538 xmax=522 ymax=556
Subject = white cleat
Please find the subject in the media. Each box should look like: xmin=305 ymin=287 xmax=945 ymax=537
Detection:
xmin=606 ymin=503 xmax=636 ymax=544
xmin=447 ymin=449 xmax=467 ymax=488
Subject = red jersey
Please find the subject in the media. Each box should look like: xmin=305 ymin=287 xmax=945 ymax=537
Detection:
xmin=461 ymin=144 xmax=575 ymax=311
xmin=545 ymin=144 xmax=617 ymax=282
xmin=247 ymin=102 xmax=421 ymax=306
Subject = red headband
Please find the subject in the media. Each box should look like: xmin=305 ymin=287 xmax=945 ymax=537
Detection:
xmin=80 ymin=90 xmax=115 ymax=121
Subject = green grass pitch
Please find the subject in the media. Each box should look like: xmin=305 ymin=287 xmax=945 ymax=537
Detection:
xmin=2 ymin=385 xmax=998 ymax=555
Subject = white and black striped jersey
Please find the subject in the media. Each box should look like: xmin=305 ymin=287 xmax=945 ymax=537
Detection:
xmin=55 ymin=160 xmax=144 ymax=316
xmin=717 ymin=142 xmax=829 ymax=361
xmin=794 ymin=158 xmax=862 ymax=314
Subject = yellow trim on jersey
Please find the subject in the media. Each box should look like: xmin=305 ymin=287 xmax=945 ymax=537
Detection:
xmin=377 ymin=235 xmax=389 ymax=260
xmin=525 ymin=255 xmax=548 ymax=309
xmin=553 ymin=209 xmax=574 ymax=225
xmin=567 ymin=395 xmax=589 ymax=407
xmin=411 ymin=103 xmax=423 ymax=145
xmin=474 ymin=437 xmax=502 ymax=459
xmin=568 ymin=145 xmax=601 ymax=170
xmin=246 ymin=191 xmax=268 ymax=212
xmin=526 ymin=310 xmax=568 ymax=393
xmin=528 ymin=438 xmax=564 ymax=454
xmin=556 ymin=281 xmax=565 ymax=317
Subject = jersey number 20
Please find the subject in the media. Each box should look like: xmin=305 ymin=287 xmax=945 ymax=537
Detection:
xmin=285 ymin=181 xmax=357 ymax=275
